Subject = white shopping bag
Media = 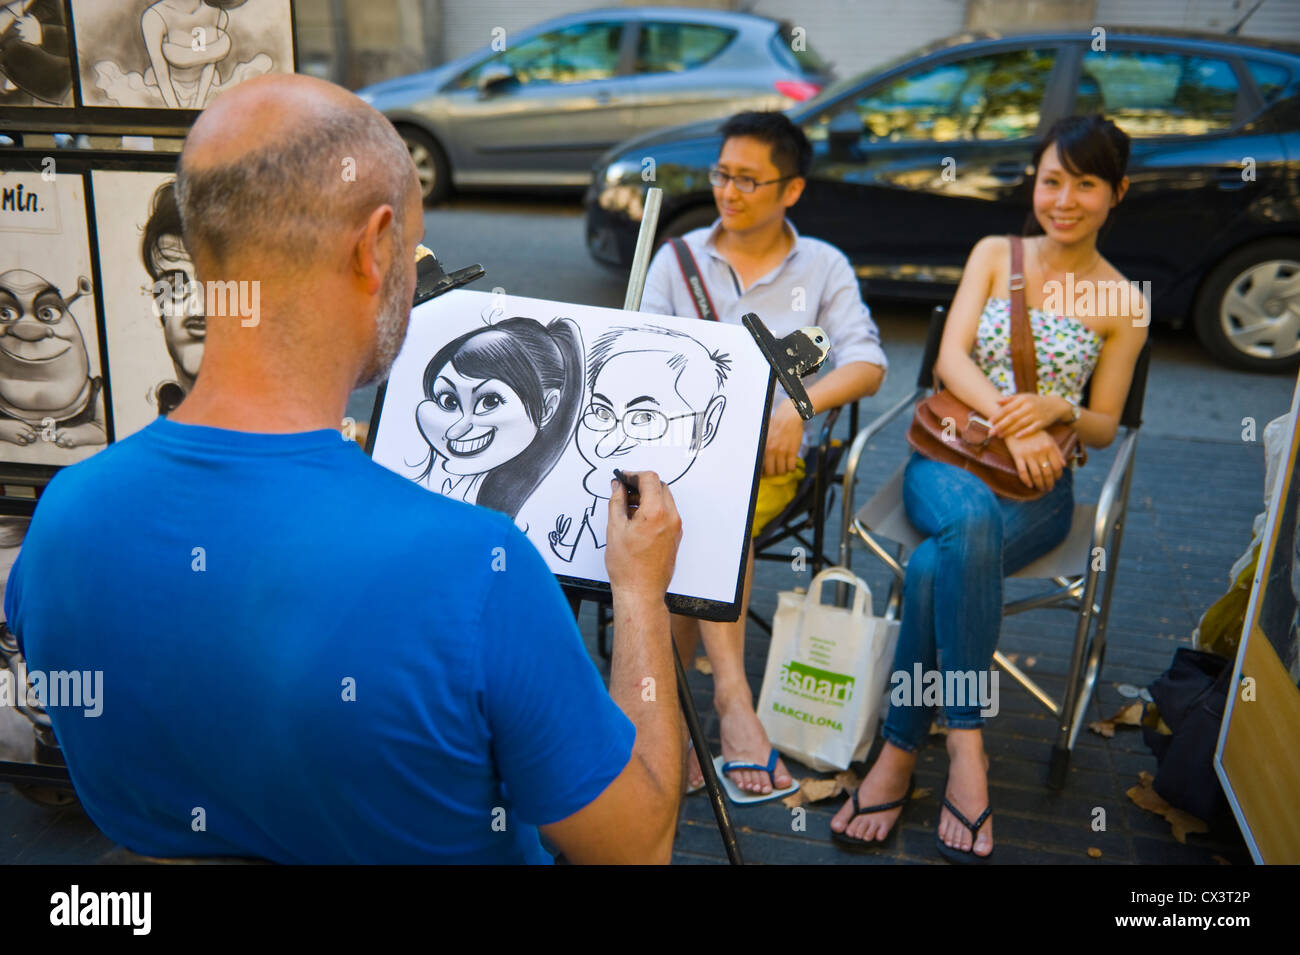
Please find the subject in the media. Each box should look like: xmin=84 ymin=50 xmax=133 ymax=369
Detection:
xmin=757 ymin=567 xmax=900 ymax=772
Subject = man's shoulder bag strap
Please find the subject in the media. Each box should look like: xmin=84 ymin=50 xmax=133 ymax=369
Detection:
xmin=668 ymin=237 xmax=719 ymax=322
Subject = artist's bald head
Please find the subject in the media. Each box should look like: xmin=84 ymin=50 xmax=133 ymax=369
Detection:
xmin=174 ymin=75 xmax=422 ymax=386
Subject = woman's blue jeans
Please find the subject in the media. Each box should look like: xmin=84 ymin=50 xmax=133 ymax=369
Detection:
xmin=881 ymin=452 xmax=1075 ymax=753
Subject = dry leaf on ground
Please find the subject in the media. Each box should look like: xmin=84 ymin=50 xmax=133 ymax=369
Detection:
xmin=798 ymin=778 xmax=844 ymax=804
xmin=1088 ymin=719 xmax=1116 ymax=739
xmin=1088 ymin=702 xmax=1145 ymax=738
xmin=1126 ymin=773 xmax=1209 ymax=844
xmin=1087 ymin=847 xmax=1102 ymax=858
xmin=692 ymin=656 xmax=713 ymax=675
xmin=833 ymin=769 xmax=860 ymax=793
xmin=781 ymin=791 xmax=806 ymax=809
xmin=1166 ymin=809 xmax=1209 ymax=844
xmin=912 ymin=787 xmax=932 ymax=801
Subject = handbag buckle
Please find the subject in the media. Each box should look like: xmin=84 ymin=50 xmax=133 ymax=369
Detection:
xmin=1009 ymin=272 xmax=1025 ymax=292
xmin=963 ymin=412 xmax=993 ymax=447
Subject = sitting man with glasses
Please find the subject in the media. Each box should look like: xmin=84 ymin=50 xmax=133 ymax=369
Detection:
xmin=639 ymin=110 xmax=888 ymax=799
xmin=550 ymin=324 xmax=728 ymax=563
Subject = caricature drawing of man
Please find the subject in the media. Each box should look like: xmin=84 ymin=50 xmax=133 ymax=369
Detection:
xmin=549 ymin=324 xmax=727 ymax=563
xmin=141 ymin=180 xmax=203 ymax=416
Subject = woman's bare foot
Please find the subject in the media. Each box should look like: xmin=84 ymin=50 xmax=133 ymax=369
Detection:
xmin=715 ymin=687 xmax=791 ymax=793
xmin=830 ymin=743 xmax=916 ymax=843
xmin=938 ymin=729 xmax=993 ymax=857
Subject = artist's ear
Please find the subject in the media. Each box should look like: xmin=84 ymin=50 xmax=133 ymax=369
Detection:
xmin=540 ymin=388 xmax=560 ymax=427
xmin=698 ymin=394 xmax=726 ymax=450
xmin=354 ymin=203 xmax=397 ymax=295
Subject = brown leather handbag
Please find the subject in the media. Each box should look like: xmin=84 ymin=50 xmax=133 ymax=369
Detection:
xmin=906 ymin=235 xmax=1086 ymax=501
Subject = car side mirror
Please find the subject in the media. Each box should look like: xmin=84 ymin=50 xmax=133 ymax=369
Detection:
xmin=478 ymin=63 xmax=517 ymax=97
xmin=827 ymin=111 xmax=863 ymax=160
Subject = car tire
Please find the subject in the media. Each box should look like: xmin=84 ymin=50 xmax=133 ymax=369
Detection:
xmin=396 ymin=125 xmax=450 ymax=206
xmin=1194 ymin=238 xmax=1300 ymax=372
xmin=659 ymin=205 xmax=718 ymax=243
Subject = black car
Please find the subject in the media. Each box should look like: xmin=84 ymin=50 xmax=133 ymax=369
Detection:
xmin=586 ymin=29 xmax=1300 ymax=371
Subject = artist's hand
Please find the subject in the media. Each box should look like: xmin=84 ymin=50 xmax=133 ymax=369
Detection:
xmin=1004 ymin=430 xmax=1064 ymax=492
xmin=990 ymin=393 xmax=1068 ymax=440
xmin=606 ymin=471 xmax=681 ymax=604
xmin=764 ymin=401 xmax=803 ymax=477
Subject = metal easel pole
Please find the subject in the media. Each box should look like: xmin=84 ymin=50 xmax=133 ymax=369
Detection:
xmin=622 ymin=187 xmax=744 ymax=865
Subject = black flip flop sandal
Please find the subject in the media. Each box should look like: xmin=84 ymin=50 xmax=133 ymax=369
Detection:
xmin=935 ymin=787 xmax=994 ymax=864
xmin=830 ymin=777 xmax=914 ymax=853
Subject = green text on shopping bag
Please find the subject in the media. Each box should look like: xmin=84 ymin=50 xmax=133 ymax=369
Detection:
xmin=779 ymin=660 xmax=855 ymax=705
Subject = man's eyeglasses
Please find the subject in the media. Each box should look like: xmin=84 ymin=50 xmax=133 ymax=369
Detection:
xmin=708 ymin=166 xmax=793 ymax=194
xmin=583 ymin=403 xmax=700 ymax=442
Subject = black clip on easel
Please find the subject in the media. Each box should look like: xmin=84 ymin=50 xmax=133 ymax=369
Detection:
xmin=608 ymin=189 xmax=831 ymax=866
xmin=414 ymin=245 xmax=486 ymax=304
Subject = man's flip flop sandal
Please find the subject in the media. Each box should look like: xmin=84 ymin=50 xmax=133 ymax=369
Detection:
xmin=935 ymin=790 xmax=994 ymax=864
xmin=711 ymin=749 xmax=799 ymax=805
xmin=830 ymin=777 xmax=915 ymax=853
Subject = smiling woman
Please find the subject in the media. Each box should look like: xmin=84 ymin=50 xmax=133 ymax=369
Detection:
xmin=413 ymin=316 xmax=583 ymax=520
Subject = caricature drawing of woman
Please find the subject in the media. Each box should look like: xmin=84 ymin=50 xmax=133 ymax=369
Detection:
xmin=94 ymin=0 xmax=272 ymax=109
xmin=414 ymin=317 xmax=583 ymax=521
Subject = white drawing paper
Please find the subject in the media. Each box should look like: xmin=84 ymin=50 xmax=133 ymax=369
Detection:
xmin=92 ymin=170 xmax=200 ymax=439
xmin=0 ymin=169 xmax=107 ymax=466
xmin=371 ymin=289 xmax=772 ymax=609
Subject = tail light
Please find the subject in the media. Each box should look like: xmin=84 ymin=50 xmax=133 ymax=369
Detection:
xmin=774 ymin=80 xmax=821 ymax=102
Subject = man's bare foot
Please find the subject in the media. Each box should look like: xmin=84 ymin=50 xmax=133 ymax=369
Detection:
xmin=830 ymin=743 xmax=916 ymax=843
xmin=938 ymin=730 xmax=993 ymax=857
xmin=685 ymin=742 xmax=704 ymax=791
xmin=716 ymin=691 xmax=791 ymax=793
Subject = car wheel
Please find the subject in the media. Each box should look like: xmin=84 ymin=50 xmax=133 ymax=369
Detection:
xmin=1194 ymin=239 xmax=1300 ymax=372
xmin=659 ymin=205 xmax=718 ymax=243
xmin=396 ymin=125 xmax=450 ymax=206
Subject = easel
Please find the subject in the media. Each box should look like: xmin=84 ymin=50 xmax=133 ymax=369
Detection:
xmin=568 ymin=188 xmax=830 ymax=866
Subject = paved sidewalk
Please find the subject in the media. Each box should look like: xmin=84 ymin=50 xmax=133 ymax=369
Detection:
xmin=629 ymin=414 xmax=1263 ymax=865
xmin=0 ymin=418 xmax=1269 ymax=865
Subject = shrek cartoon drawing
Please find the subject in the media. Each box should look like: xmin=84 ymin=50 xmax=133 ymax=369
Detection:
xmin=0 ymin=268 xmax=106 ymax=449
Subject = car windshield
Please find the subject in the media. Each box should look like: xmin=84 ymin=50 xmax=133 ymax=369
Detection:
xmin=791 ymin=34 xmax=989 ymax=119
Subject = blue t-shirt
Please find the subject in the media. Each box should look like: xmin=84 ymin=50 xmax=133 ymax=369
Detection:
xmin=4 ymin=418 xmax=635 ymax=864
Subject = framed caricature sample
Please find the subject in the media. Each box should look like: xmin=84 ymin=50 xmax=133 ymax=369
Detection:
xmin=91 ymin=167 xmax=196 ymax=439
xmin=0 ymin=165 xmax=109 ymax=473
xmin=68 ymin=0 xmax=295 ymax=112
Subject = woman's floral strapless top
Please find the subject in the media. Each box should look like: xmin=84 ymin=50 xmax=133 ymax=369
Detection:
xmin=972 ymin=297 xmax=1103 ymax=404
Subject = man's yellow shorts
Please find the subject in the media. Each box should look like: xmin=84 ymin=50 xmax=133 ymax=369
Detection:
xmin=751 ymin=458 xmax=806 ymax=537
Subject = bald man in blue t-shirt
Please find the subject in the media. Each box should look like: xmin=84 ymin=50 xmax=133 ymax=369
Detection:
xmin=5 ymin=75 xmax=684 ymax=864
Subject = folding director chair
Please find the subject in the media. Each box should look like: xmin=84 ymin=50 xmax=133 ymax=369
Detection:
xmin=837 ymin=305 xmax=1151 ymax=788
xmin=594 ymin=400 xmax=859 ymax=655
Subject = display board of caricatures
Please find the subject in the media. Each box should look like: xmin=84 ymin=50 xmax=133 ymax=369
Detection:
xmin=0 ymin=0 xmax=297 ymax=490
xmin=0 ymin=1 xmax=296 ymax=121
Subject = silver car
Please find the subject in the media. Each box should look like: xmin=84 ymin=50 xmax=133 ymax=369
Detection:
xmin=357 ymin=6 xmax=832 ymax=204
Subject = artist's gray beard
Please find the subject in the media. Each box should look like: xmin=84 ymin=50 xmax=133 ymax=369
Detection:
xmin=359 ymin=259 xmax=409 ymax=387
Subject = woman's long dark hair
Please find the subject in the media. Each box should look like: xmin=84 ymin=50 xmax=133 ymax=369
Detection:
xmin=1023 ymin=114 xmax=1131 ymax=238
xmin=419 ymin=317 xmax=583 ymax=519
